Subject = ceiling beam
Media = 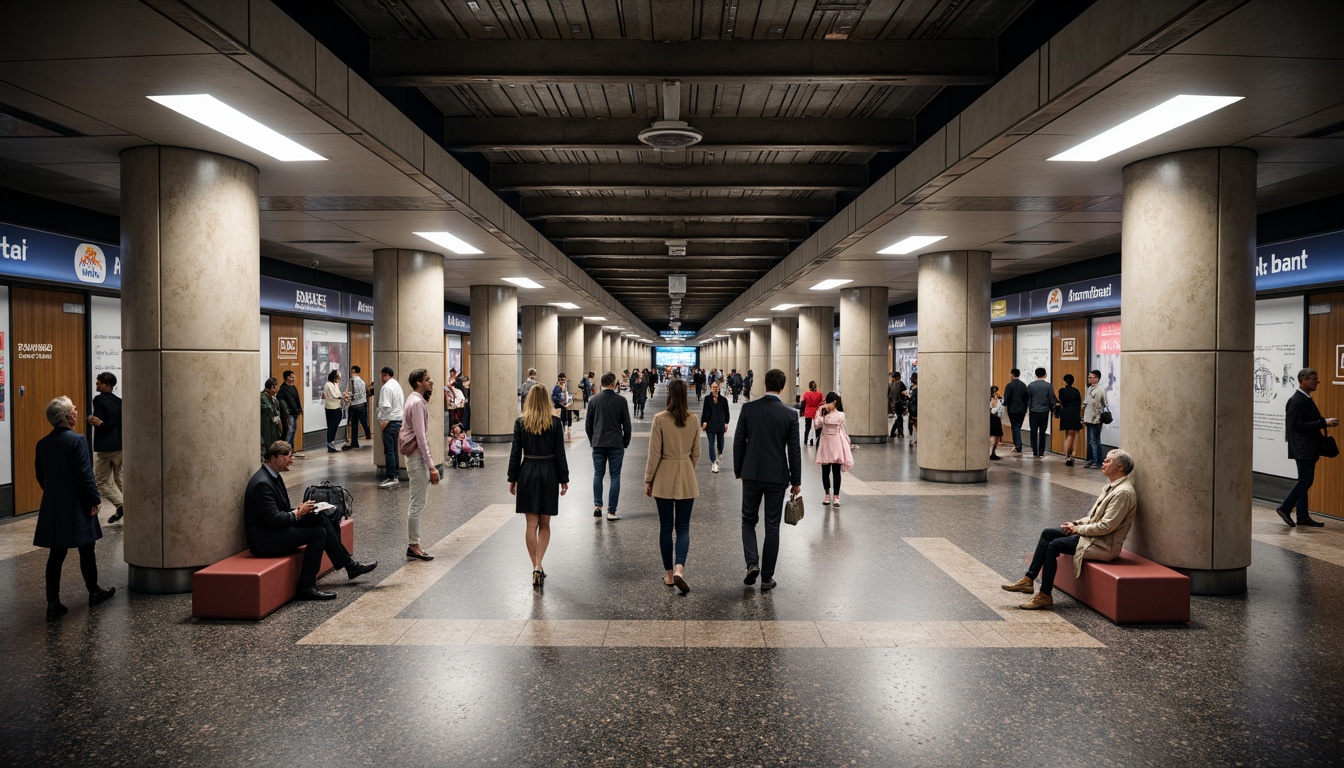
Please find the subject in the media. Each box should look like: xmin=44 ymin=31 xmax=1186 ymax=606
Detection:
xmin=564 ymin=242 xmax=791 ymax=257
xmin=371 ymin=40 xmax=997 ymax=86
xmin=446 ymin=117 xmax=913 ymax=153
xmin=521 ymin=196 xmax=834 ymax=220
xmin=493 ymin=164 xmax=867 ymax=192
xmin=584 ymin=264 xmax=770 ymax=274
xmin=545 ymin=221 xmax=810 ymax=241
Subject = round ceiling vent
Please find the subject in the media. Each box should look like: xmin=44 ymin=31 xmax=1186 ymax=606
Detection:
xmin=638 ymin=120 xmax=704 ymax=150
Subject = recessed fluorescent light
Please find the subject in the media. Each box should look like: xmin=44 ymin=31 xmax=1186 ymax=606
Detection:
xmin=414 ymin=231 xmax=484 ymax=255
xmin=878 ymin=235 xmax=947 ymax=255
xmin=147 ymin=94 xmax=326 ymax=162
xmin=811 ymin=279 xmax=853 ymax=290
xmin=745 ymin=318 xmax=766 ymax=322
xmin=727 ymin=327 xmax=745 ymax=331
xmin=550 ymin=302 xmax=579 ymax=309
xmin=583 ymin=316 xmax=607 ymax=321
xmin=503 ymin=277 xmax=542 ymax=289
xmin=770 ymin=304 xmax=799 ymax=311
xmin=1048 ymin=95 xmax=1243 ymax=162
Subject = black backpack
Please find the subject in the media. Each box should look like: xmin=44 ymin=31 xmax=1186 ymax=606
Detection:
xmin=303 ymin=481 xmax=354 ymax=528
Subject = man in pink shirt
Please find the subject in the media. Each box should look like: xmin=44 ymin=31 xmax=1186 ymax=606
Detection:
xmin=399 ymin=369 xmax=439 ymax=561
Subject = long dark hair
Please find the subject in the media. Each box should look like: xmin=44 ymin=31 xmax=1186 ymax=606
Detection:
xmin=665 ymin=379 xmax=690 ymax=427
xmin=825 ymin=391 xmax=844 ymax=412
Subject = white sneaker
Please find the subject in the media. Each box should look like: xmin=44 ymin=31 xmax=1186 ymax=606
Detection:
xmin=832 ymin=494 xmax=840 ymax=507
xmin=823 ymin=494 xmax=831 ymax=505
xmin=378 ymin=478 xmax=398 ymax=489
xmin=711 ymin=461 xmax=719 ymax=473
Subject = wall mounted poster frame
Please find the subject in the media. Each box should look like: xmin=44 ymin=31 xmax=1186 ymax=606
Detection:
xmin=1252 ymin=297 xmax=1304 ymax=478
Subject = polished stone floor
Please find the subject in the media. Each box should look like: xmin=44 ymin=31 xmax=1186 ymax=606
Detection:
xmin=2 ymin=390 xmax=1342 ymax=766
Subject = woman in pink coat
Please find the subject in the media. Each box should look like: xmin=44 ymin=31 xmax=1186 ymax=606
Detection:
xmin=814 ymin=392 xmax=854 ymax=506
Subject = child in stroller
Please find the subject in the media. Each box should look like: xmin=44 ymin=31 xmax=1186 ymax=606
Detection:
xmin=448 ymin=425 xmax=485 ymax=468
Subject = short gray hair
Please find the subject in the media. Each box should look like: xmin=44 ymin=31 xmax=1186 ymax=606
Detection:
xmin=1107 ymin=448 xmax=1135 ymax=475
xmin=1298 ymin=368 xmax=1318 ymax=383
xmin=45 ymin=396 xmax=74 ymax=428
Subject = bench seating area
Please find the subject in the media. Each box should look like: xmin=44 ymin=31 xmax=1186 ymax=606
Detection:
xmin=1051 ymin=548 xmax=1190 ymax=624
xmin=192 ymin=519 xmax=354 ymax=620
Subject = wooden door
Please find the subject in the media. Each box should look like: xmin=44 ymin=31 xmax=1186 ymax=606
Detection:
xmin=1308 ymin=292 xmax=1344 ymax=517
xmin=350 ymin=324 xmax=372 ymax=383
xmin=462 ymin=334 xmax=471 ymax=379
xmin=12 ymin=288 xmax=88 ymax=515
xmin=1050 ymin=318 xmax=1089 ymax=455
xmin=991 ymin=326 xmax=1015 ymax=394
xmin=269 ymin=315 xmax=304 ymax=450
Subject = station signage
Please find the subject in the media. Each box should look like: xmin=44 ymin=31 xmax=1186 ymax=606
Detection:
xmin=1027 ymin=275 xmax=1121 ymax=319
xmin=1255 ymin=229 xmax=1344 ymax=293
xmin=445 ymin=312 xmax=471 ymax=332
xmin=660 ymin=330 xmax=696 ymax=339
xmin=888 ymin=313 xmax=917 ymax=335
xmin=0 ymin=222 xmax=120 ymax=290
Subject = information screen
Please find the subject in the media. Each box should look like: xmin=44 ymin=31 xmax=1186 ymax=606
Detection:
xmin=655 ymin=346 xmax=698 ymax=367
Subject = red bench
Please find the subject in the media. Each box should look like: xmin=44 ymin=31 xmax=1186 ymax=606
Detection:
xmin=192 ymin=519 xmax=354 ymax=620
xmin=1051 ymin=548 xmax=1190 ymax=624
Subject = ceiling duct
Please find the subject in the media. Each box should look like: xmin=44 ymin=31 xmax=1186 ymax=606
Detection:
xmin=638 ymin=81 xmax=703 ymax=150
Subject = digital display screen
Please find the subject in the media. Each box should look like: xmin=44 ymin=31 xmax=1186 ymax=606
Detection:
xmin=655 ymin=346 xmax=698 ymax=367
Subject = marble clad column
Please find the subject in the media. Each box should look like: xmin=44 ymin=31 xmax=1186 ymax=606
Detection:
xmin=584 ymin=324 xmax=602 ymax=378
xmin=736 ymin=331 xmax=751 ymax=376
xmin=798 ymin=306 xmax=835 ymax=396
xmin=470 ymin=285 xmax=519 ymax=443
xmin=120 ymin=146 xmax=259 ymax=593
xmin=916 ymin=254 xmax=990 ymax=480
xmin=749 ymin=324 xmax=770 ymax=385
xmin=603 ymin=332 xmax=616 ymax=376
xmin=373 ymin=248 xmax=446 ymax=478
xmin=839 ymin=287 xmax=890 ymax=444
xmin=728 ymin=334 xmax=739 ymax=375
xmin=1122 ymin=147 xmax=1255 ymax=595
xmin=770 ymin=317 xmax=798 ymax=404
xmin=558 ymin=316 xmax=584 ymax=394
xmin=520 ymin=305 xmax=558 ymax=388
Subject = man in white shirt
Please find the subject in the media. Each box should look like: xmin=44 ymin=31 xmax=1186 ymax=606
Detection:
xmin=377 ymin=366 xmax=405 ymax=489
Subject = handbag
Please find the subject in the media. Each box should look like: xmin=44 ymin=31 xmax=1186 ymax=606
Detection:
xmin=1099 ymin=407 xmax=1113 ymax=425
xmin=784 ymin=491 xmax=805 ymax=525
xmin=1321 ymin=431 xmax=1340 ymax=459
xmin=303 ymin=481 xmax=354 ymax=528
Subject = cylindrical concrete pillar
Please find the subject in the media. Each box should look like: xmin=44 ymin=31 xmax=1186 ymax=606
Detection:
xmin=736 ymin=331 xmax=751 ymax=377
xmin=558 ymin=316 xmax=583 ymax=401
xmin=470 ymin=285 xmax=519 ymax=442
xmin=584 ymin=324 xmax=603 ymax=379
xmin=520 ymin=305 xmax=558 ymax=387
xmin=1122 ymin=147 xmax=1255 ymax=595
xmin=749 ymin=324 xmax=770 ymax=387
xmin=770 ymin=317 xmax=798 ymax=404
xmin=838 ymin=287 xmax=889 ymax=444
xmin=373 ymin=248 xmax=447 ymax=477
xmin=917 ymin=253 xmax=990 ymax=481
xmin=121 ymin=146 xmax=260 ymax=593
xmin=603 ymin=332 xmax=616 ymax=377
xmin=799 ymin=306 xmax=835 ymax=396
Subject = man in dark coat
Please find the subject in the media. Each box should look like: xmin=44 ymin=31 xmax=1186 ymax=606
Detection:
xmin=245 ymin=441 xmax=378 ymax=600
xmin=33 ymin=396 xmax=115 ymax=621
xmin=1003 ymin=368 xmax=1030 ymax=454
xmin=732 ymin=368 xmax=802 ymax=591
xmin=1277 ymin=368 xmax=1339 ymax=527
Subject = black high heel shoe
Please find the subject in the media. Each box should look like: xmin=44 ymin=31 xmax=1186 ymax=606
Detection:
xmin=532 ymin=569 xmax=542 ymax=587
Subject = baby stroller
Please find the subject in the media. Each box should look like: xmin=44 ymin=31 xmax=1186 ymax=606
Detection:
xmin=449 ymin=436 xmax=485 ymax=469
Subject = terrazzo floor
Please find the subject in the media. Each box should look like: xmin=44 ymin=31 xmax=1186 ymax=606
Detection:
xmin=1 ymin=389 xmax=1341 ymax=766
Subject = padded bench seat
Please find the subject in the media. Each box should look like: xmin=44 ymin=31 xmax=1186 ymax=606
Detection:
xmin=192 ymin=518 xmax=354 ymax=620
xmin=1051 ymin=548 xmax=1190 ymax=624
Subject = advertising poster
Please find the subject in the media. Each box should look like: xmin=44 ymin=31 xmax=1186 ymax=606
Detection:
xmin=260 ymin=315 xmax=271 ymax=390
xmin=1253 ymin=297 xmax=1304 ymax=478
xmin=1016 ymin=323 xmax=1053 ymax=437
xmin=0 ymin=287 xmax=10 ymax=483
xmin=893 ymin=336 xmax=918 ymax=384
xmin=1091 ymin=317 xmax=1121 ymax=446
xmin=90 ymin=296 xmax=122 ymax=397
xmin=303 ymin=320 xmax=348 ymax=431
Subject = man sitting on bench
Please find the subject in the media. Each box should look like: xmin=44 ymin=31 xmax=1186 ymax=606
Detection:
xmin=1001 ymin=448 xmax=1137 ymax=610
xmin=245 ymin=441 xmax=378 ymax=600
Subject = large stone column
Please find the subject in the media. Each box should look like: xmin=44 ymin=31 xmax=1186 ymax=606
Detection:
xmin=839 ymin=287 xmax=889 ymax=444
xmin=558 ymin=316 xmax=584 ymax=397
xmin=917 ymin=253 xmax=990 ymax=481
xmin=1122 ymin=147 xmax=1255 ymax=595
xmin=121 ymin=146 xmax=259 ymax=593
xmin=749 ymin=324 xmax=770 ymax=385
xmin=584 ymin=323 xmax=603 ymax=378
xmin=470 ymin=285 xmax=519 ymax=442
xmin=603 ymin=332 xmax=616 ymax=376
xmin=735 ymin=331 xmax=751 ymax=376
xmin=373 ymin=248 xmax=446 ymax=478
xmin=771 ymin=317 xmax=798 ymax=404
xmin=520 ymin=305 xmax=558 ymax=387
xmin=799 ymin=306 xmax=835 ymax=396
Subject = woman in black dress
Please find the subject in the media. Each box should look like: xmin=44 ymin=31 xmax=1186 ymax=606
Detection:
xmin=989 ymin=385 xmax=1004 ymax=461
xmin=1056 ymin=373 xmax=1083 ymax=466
xmin=508 ymin=384 xmax=569 ymax=587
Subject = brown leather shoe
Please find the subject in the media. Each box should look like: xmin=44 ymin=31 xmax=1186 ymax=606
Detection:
xmin=1019 ymin=592 xmax=1054 ymax=610
xmin=1001 ymin=576 xmax=1034 ymax=594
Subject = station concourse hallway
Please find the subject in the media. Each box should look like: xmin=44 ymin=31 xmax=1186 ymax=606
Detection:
xmin=2 ymin=389 xmax=1342 ymax=767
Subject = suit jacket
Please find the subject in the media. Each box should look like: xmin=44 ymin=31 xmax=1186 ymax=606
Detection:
xmin=732 ymin=394 xmax=802 ymax=486
xmin=585 ymin=388 xmax=632 ymax=448
xmin=1286 ymin=389 xmax=1327 ymax=461
xmin=644 ymin=411 xmax=701 ymax=499
xmin=1003 ymin=378 xmax=1029 ymax=414
xmin=701 ymin=394 xmax=730 ymax=433
xmin=244 ymin=465 xmax=298 ymax=547
xmin=32 ymin=426 xmax=102 ymax=549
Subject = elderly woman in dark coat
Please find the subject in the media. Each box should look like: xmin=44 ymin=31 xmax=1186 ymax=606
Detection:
xmin=33 ymin=396 xmax=115 ymax=620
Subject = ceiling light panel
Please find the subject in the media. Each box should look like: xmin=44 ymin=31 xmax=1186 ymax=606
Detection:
xmin=503 ymin=277 xmax=542 ymax=289
xmin=878 ymin=235 xmax=947 ymax=255
xmin=550 ymin=302 xmax=579 ymax=309
xmin=414 ymin=231 xmax=484 ymax=255
xmin=771 ymin=304 xmax=799 ymax=311
xmin=811 ymin=279 xmax=853 ymax=290
xmin=1049 ymin=95 xmax=1243 ymax=162
xmin=147 ymin=95 xmax=326 ymax=162
xmin=583 ymin=316 xmax=607 ymax=321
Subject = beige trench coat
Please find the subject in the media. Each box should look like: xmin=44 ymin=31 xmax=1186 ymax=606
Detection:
xmin=644 ymin=411 xmax=701 ymax=499
xmin=1071 ymin=473 xmax=1137 ymax=577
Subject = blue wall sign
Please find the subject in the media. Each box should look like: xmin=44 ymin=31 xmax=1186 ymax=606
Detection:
xmin=1255 ymin=230 xmax=1344 ymax=292
xmin=1027 ymin=275 xmax=1121 ymax=319
xmin=445 ymin=312 xmax=471 ymax=333
xmin=888 ymin=313 xmax=917 ymax=335
xmin=0 ymin=222 xmax=121 ymax=290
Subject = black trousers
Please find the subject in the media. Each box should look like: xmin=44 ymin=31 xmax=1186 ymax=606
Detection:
xmin=889 ymin=411 xmax=905 ymax=438
xmin=249 ymin=515 xmax=352 ymax=590
xmin=349 ymin=403 xmax=370 ymax=444
xmin=1008 ymin=411 xmax=1026 ymax=450
xmin=46 ymin=543 xmax=99 ymax=603
xmin=821 ymin=463 xmax=842 ymax=494
xmin=1026 ymin=528 xmax=1079 ymax=595
xmin=741 ymin=479 xmax=787 ymax=580
xmin=1028 ymin=411 xmax=1049 ymax=456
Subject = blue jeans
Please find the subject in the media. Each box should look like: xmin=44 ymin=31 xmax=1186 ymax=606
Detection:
xmin=656 ymin=497 xmax=694 ymax=569
xmin=592 ymin=446 xmax=625 ymax=513
xmin=283 ymin=415 xmax=298 ymax=447
xmin=1085 ymin=423 xmax=1103 ymax=465
xmin=706 ymin=431 xmax=724 ymax=463
xmin=381 ymin=420 xmax=401 ymax=480
xmin=1281 ymin=458 xmax=1318 ymax=520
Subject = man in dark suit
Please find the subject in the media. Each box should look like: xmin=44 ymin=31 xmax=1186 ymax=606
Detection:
xmin=245 ymin=441 xmax=377 ymax=600
xmin=732 ymin=368 xmax=802 ymax=591
xmin=585 ymin=372 xmax=632 ymax=520
xmin=1003 ymin=368 xmax=1030 ymax=453
xmin=33 ymin=396 xmax=116 ymax=621
xmin=1277 ymin=368 xmax=1338 ymax=527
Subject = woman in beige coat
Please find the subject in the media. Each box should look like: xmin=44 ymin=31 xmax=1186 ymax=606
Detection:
xmin=644 ymin=379 xmax=701 ymax=594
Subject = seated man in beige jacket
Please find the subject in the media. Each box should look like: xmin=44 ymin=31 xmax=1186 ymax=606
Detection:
xmin=1002 ymin=448 xmax=1137 ymax=610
